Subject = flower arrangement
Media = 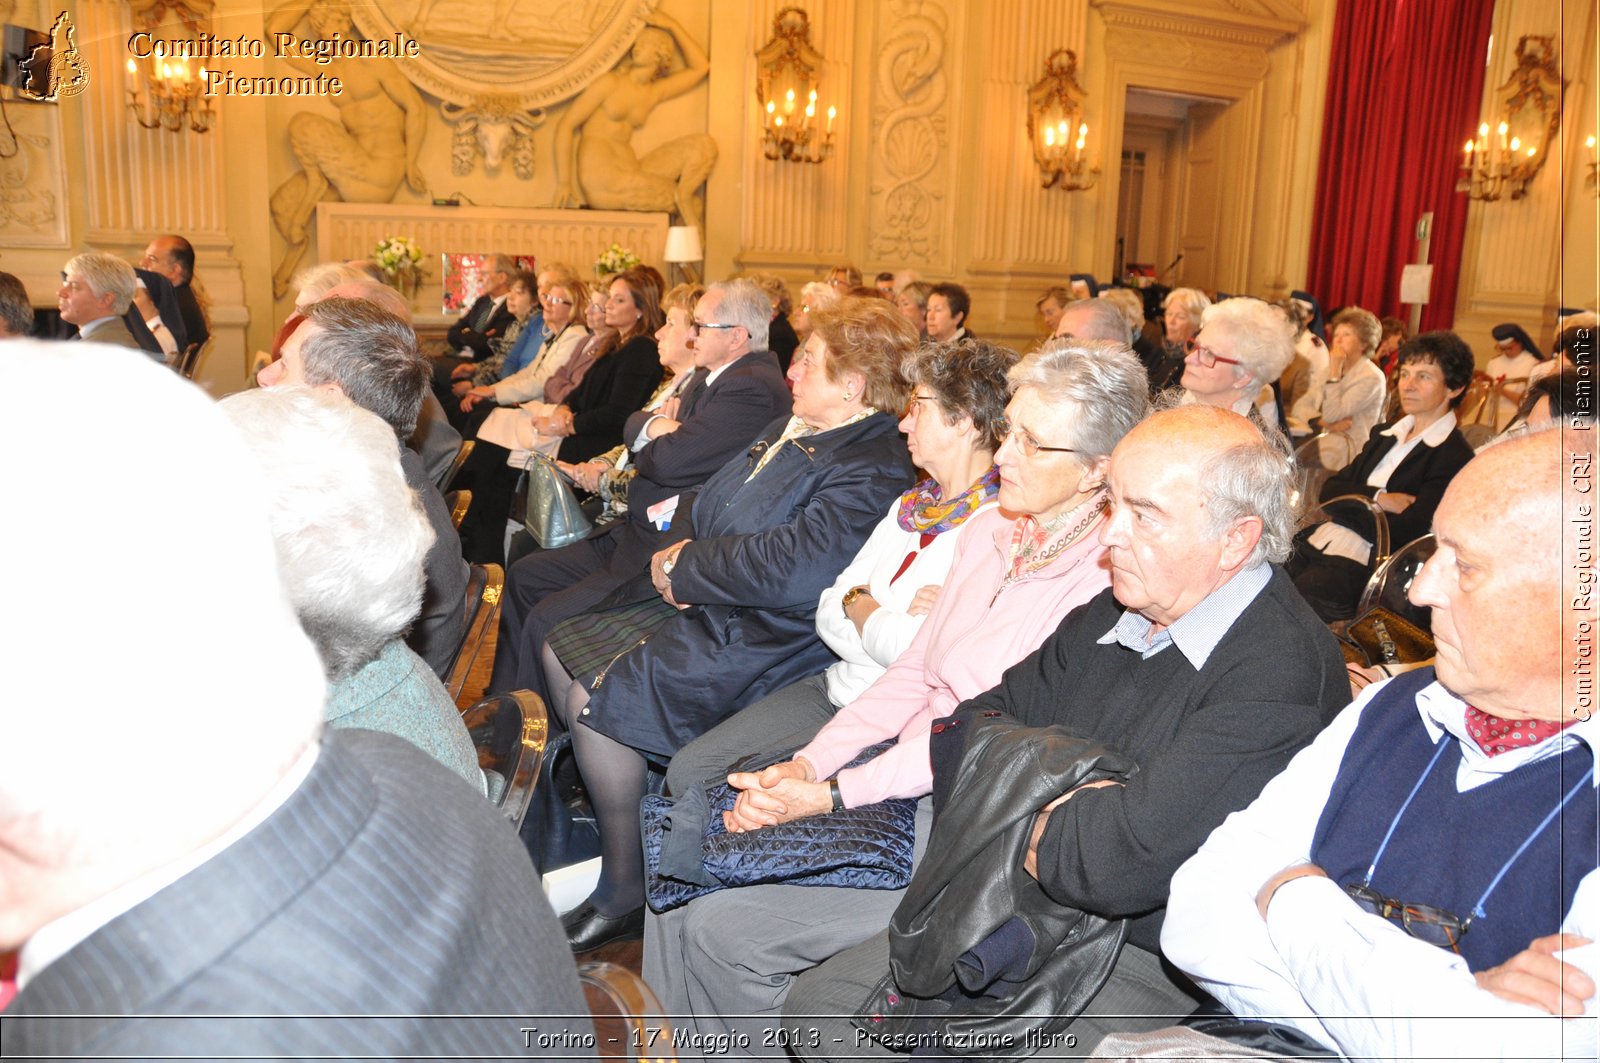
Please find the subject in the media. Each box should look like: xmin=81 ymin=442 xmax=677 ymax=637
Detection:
xmin=593 ymin=242 xmax=641 ymax=279
xmin=374 ymin=235 xmax=425 ymax=299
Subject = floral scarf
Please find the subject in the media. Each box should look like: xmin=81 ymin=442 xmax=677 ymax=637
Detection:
xmin=897 ymin=466 xmax=1000 ymax=533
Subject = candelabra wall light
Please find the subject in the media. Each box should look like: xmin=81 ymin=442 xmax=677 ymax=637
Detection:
xmin=126 ymin=54 xmax=214 ymax=133
xmin=1458 ymin=35 xmax=1564 ymax=202
xmin=754 ymin=7 xmax=837 ymax=164
xmin=1026 ymin=49 xmax=1099 ymax=192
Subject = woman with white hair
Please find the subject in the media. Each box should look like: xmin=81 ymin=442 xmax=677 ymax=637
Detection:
xmin=220 ymin=386 xmax=483 ymax=792
xmin=1176 ymin=296 xmax=1295 ymax=429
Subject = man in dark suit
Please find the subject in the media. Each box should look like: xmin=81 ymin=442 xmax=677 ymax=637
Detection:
xmin=0 ymin=340 xmax=592 ymax=1058
xmin=124 ymin=267 xmax=188 ymax=363
xmin=432 ymin=254 xmax=519 ymax=401
xmin=141 ymin=234 xmax=209 ymax=351
xmin=489 ymin=278 xmax=791 ymax=701
xmin=57 ymin=251 xmax=147 ymax=355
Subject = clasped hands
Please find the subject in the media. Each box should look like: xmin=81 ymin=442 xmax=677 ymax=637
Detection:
xmin=557 ymin=459 xmax=609 ymax=494
xmin=722 ymin=757 xmax=833 ymax=833
xmin=1256 ymin=862 xmax=1595 ymax=1018
xmin=533 ymin=405 xmax=575 ymax=437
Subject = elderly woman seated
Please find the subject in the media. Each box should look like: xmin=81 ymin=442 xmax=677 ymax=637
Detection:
xmin=1298 ymin=306 xmax=1388 ymax=471
xmin=1157 ymin=286 xmax=1211 ymax=391
xmin=544 ymin=295 xmax=919 ymax=952
xmin=643 ymin=339 xmax=1151 ymax=1047
xmin=220 ymin=386 xmax=482 ymax=793
xmin=1174 ymin=296 xmax=1295 ymax=429
xmin=1286 ymin=331 xmax=1476 ymax=622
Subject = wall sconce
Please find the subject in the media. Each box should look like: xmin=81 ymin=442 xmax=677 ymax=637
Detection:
xmin=663 ymin=224 xmax=704 ymax=285
xmin=126 ymin=55 xmax=214 ymax=133
xmin=754 ymin=7 xmax=836 ymax=164
xmin=1027 ymin=49 xmax=1099 ymax=192
xmin=1458 ymin=35 xmax=1564 ymax=202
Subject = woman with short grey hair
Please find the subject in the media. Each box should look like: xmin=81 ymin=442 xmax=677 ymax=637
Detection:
xmin=1178 ymin=296 xmax=1295 ymax=428
xmin=1305 ymin=305 xmax=1387 ymax=470
xmin=220 ymin=385 xmax=482 ymax=791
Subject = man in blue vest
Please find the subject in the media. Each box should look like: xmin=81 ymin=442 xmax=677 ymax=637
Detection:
xmin=1155 ymin=427 xmax=1597 ymax=1061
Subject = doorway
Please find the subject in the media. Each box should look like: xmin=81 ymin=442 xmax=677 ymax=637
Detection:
xmin=1114 ymin=87 xmax=1242 ymax=294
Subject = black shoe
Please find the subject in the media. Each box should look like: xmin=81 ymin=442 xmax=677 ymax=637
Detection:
xmin=562 ymin=899 xmax=645 ymax=953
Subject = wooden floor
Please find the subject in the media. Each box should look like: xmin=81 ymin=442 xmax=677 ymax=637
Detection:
xmin=456 ymin=622 xmax=647 ymax=974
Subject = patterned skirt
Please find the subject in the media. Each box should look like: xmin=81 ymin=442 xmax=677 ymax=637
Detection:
xmin=546 ymin=595 xmax=681 ymax=682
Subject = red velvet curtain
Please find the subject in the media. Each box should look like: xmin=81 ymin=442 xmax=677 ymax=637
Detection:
xmin=1306 ymin=0 xmax=1495 ymax=330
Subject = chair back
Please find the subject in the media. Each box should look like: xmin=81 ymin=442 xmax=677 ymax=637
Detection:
xmin=460 ymin=690 xmax=545 ymax=827
xmin=445 ymin=562 xmax=503 ymax=704
xmin=440 ymin=439 xmax=475 ymax=491
xmin=1355 ymin=533 xmax=1437 ymax=627
xmin=444 ymin=489 xmax=472 ymax=531
xmin=1309 ymin=493 xmax=1391 ymax=566
xmin=176 ymin=342 xmax=203 ymax=379
xmin=1457 ymin=372 xmax=1496 ymax=429
xmin=577 ymin=961 xmax=677 ymax=1062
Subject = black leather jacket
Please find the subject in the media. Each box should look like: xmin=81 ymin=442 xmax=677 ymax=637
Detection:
xmin=852 ymin=709 xmax=1137 ymax=1059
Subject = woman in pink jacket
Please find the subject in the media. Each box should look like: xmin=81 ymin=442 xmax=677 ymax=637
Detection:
xmin=643 ymin=340 xmax=1152 ymax=1049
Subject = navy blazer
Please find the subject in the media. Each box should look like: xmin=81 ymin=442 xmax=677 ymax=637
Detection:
xmin=1320 ymin=416 xmax=1474 ymax=548
xmin=584 ymin=410 xmax=915 ymax=759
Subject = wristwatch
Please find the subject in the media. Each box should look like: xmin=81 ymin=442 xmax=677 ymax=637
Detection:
xmin=840 ymin=585 xmax=869 ymax=615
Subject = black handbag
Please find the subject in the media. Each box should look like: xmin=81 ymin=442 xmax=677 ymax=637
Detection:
xmin=521 ymin=451 xmax=592 ymax=550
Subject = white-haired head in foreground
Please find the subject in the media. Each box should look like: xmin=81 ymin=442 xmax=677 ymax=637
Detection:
xmin=219 ymin=386 xmax=435 ymax=684
xmin=0 ymin=341 xmax=327 ymax=950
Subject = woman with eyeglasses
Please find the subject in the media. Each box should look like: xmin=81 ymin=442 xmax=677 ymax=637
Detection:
xmin=545 ymin=296 xmax=918 ymax=952
xmin=644 ymin=340 xmax=1149 ymax=1042
xmin=1176 ymin=296 xmax=1296 ymax=430
xmin=456 ymin=269 xmax=590 ymax=430
xmin=457 ymin=267 xmax=665 ymax=564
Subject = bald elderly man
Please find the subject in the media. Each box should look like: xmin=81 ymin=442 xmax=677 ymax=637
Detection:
xmin=0 ymin=341 xmax=591 ymax=1056
xmin=1142 ymin=428 xmax=1597 ymax=1062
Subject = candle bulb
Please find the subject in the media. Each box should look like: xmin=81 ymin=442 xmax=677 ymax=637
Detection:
xmin=826 ymin=105 xmax=836 ymax=134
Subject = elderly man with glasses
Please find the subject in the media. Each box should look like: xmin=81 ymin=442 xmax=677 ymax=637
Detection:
xmin=785 ymin=405 xmax=1348 ymax=1059
xmin=1134 ymin=428 xmax=1597 ymax=1062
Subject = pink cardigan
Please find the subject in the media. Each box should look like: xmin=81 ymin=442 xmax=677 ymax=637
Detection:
xmin=796 ymin=505 xmax=1112 ymax=807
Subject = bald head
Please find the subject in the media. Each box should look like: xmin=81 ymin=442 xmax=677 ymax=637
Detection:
xmin=1102 ymin=407 xmax=1294 ymax=628
xmin=1410 ymin=428 xmax=1577 ymax=719
xmin=322 ymin=279 xmax=413 ymax=322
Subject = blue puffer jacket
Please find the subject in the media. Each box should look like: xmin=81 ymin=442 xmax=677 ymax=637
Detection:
xmin=583 ymin=410 xmax=915 ymax=759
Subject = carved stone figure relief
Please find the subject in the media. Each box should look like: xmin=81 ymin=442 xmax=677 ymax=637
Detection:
xmin=549 ymin=11 xmax=716 ymax=229
xmin=267 ymin=0 xmax=430 ymax=297
xmin=0 ymin=102 xmax=67 ymax=246
xmin=354 ymin=0 xmax=657 ymax=110
xmin=441 ymin=97 xmax=545 ymax=178
xmin=869 ymin=0 xmax=950 ymax=262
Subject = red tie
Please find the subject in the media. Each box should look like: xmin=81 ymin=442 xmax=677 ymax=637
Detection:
xmin=1462 ymin=706 xmax=1580 ymax=756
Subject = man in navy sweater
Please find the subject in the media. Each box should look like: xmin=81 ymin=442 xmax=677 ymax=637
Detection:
xmin=1153 ymin=428 xmax=1597 ymax=1062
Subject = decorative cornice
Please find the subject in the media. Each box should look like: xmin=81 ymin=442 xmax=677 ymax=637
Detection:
xmin=1091 ymin=0 xmax=1303 ymax=51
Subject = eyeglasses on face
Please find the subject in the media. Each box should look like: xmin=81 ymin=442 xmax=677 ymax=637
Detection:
xmin=542 ymin=295 xmax=573 ymax=306
xmin=994 ymin=416 xmax=1078 ymax=458
xmin=1185 ymin=336 xmax=1243 ymax=369
xmin=690 ymin=319 xmax=738 ymax=335
xmin=901 ymin=394 xmax=941 ymax=419
xmin=1344 ymin=883 xmax=1470 ymax=952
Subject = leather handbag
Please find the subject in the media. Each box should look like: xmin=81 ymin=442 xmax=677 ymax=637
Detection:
xmin=521 ymin=451 xmax=592 ymax=550
xmin=1338 ymin=608 xmax=1433 ymax=668
xmin=641 ymin=744 xmax=917 ymax=913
